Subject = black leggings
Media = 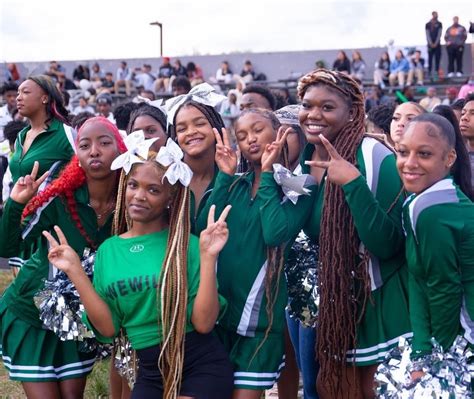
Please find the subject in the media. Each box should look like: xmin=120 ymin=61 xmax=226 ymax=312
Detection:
xmin=131 ymin=331 xmax=234 ymax=399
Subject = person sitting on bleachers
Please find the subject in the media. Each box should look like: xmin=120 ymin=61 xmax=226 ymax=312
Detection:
xmin=351 ymin=51 xmax=366 ymax=81
xmin=332 ymin=50 xmax=351 ymax=74
xmin=389 ymin=50 xmax=410 ymax=87
xmin=407 ymin=50 xmax=425 ymax=86
xmin=154 ymin=57 xmax=174 ymax=93
xmin=419 ymin=86 xmax=441 ymax=111
xmin=373 ymin=51 xmax=391 ymax=89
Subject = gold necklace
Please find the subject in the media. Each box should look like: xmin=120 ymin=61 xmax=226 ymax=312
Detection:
xmin=88 ymin=201 xmax=115 ymax=220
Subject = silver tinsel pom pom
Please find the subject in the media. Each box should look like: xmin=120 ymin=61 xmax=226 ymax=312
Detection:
xmin=33 ymin=248 xmax=97 ymax=351
xmin=114 ymin=332 xmax=137 ymax=389
xmin=285 ymin=232 xmax=319 ymax=327
xmin=375 ymin=335 xmax=473 ymax=398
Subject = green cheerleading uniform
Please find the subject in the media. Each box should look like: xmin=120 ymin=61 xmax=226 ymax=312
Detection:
xmin=83 ymin=230 xmax=221 ymax=348
xmin=403 ymin=177 xmax=474 ymax=357
xmin=190 ymin=166 xmax=218 ymax=235
xmin=302 ymin=137 xmax=412 ymax=366
xmin=204 ymin=170 xmax=315 ymax=389
xmin=8 ymin=118 xmax=75 ymax=269
xmin=0 ymin=185 xmax=111 ymax=382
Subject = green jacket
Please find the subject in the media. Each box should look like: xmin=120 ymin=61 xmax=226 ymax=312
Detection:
xmin=403 ymin=177 xmax=474 ymax=357
xmin=205 ymin=170 xmax=315 ymax=336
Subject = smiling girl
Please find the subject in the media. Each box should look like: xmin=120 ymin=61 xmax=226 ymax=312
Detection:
xmin=43 ymin=138 xmax=234 ymax=398
xmin=397 ymin=113 xmax=474 ymax=380
xmin=299 ymin=69 xmax=410 ymax=398
xmin=0 ymin=117 xmax=126 ymax=399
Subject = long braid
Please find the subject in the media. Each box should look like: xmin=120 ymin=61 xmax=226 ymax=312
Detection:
xmin=297 ymin=69 xmax=370 ymax=392
xmin=158 ymin=183 xmax=190 ymax=398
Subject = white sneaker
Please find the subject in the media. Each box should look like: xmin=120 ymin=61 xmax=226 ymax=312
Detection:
xmin=447 ymin=72 xmax=455 ymax=78
xmin=456 ymin=72 xmax=463 ymax=77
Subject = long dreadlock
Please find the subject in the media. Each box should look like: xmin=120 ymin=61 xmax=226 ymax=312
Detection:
xmin=297 ymin=69 xmax=370 ymax=390
xmin=113 ymin=155 xmax=191 ymax=399
xmin=232 ymin=108 xmax=289 ymax=361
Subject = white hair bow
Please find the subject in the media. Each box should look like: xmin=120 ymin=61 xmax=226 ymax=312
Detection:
xmin=273 ymin=164 xmax=314 ymax=204
xmin=165 ymin=82 xmax=226 ymax=126
xmin=156 ymin=138 xmax=193 ymax=186
xmin=110 ymin=130 xmax=158 ymax=174
xmin=133 ymin=96 xmax=167 ymax=115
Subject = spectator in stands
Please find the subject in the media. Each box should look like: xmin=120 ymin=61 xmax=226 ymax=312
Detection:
xmin=459 ymin=94 xmax=474 ymax=188
xmin=276 ymin=88 xmax=297 ymax=105
xmin=90 ymin=62 xmax=105 ymax=89
xmin=425 ymin=11 xmax=443 ymax=77
xmin=173 ymin=59 xmax=188 ymax=78
xmin=72 ymin=96 xmax=95 ymax=115
xmin=350 ymin=51 xmax=366 ymax=81
xmin=215 ymin=61 xmax=233 ymax=84
xmin=138 ymin=89 xmax=155 ymax=102
xmin=240 ymin=60 xmax=256 ymax=84
xmin=441 ymin=87 xmax=459 ymax=105
xmin=444 ymin=16 xmax=468 ymax=77
xmin=114 ymin=61 xmax=132 ymax=96
xmin=56 ymin=75 xmax=76 ymax=91
xmin=240 ymin=85 xmax=277 ymax=111
xmin=71 ymin=111 xmax=95 ymax=131
xmin=134 ymin=64 xmax=155 ymax=92
xmin=458 ymin=74 xmax=474 ymax=99
xmin=389 ymin=50 xmax=409 ymax=87
xmin=172 ymin=76 xmax=192 ymax=96
xmin=0 ymin=82 xmax=18 ymax=142
xmin=100 ymin=72 xmax=115 ymax=94
xmin=451 ymin=98 xmax=466 ymax=121
xmin=154 ymin=57 xmax=174 ymax=93
xmin=72 ymin=65 xmax=90 ymax=86
xmin=218 ymin=89 xmax=240 ymax=133
xmin=186 ymin=62 xmax=204 ymax=87
xmin=6 ymin=63 xmax=21 ymax=84
xmin=114 ymin=101 xmax=140 ymax=132
xmin=332 ymin=50 xmax=351 ymax=74
xmin=373 ymin=51 xmax=391 ymax=89
xmin=407 ymin=50 xmax=425 ymax=86
xmin=419 ymin=86 xmax=441 ymax=111
xmin=95 ymin=93 xmax=115 ymax=124
xmin=364 ymin=85 xmax=391 ymax=113
xmin=46 ymin=60 xmax=66 ymax=82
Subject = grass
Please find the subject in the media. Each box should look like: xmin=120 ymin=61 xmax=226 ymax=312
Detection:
xmin=0 ymin=269 xmax=110 ymax=398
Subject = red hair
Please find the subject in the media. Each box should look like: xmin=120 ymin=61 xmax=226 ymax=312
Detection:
xmin=22 ymin=117 xmax=126 ymax=248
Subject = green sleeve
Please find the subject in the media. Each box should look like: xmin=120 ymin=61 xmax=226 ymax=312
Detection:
xmin=83 ymin=248 xmax=121 ymax=343
xmin=460 ymin=220 xmax=474 ymax=321
xmin=342 ymin=161 xmax=404 ymax=260
xmin=258 ymin=171 xmax=315 ymax=247
xmin=194 ymin=171 xmax=235 ymax=235
xmin=410 ymin=212 xmax=463 ymax=357
xmin=0 ymin=198 xmax=55 ymax=257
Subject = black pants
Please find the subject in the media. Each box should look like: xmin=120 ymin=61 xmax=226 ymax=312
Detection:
xmin=132 ymin=331 xmax=234 ymax=399
xmin=427 ymin=45 xmax=441 ymax=74
xmin=447 ymin=45 xmax=464 ymax=74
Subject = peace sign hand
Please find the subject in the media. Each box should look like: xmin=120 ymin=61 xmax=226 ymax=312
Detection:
xmin=305 ymin=134 xmax=360 ymax=186
xmin=200 ymin=205 xmax=232 ymax=258
xmin=214 ymin=128 xmax=237 ymax=176
xmin=261 ymin=126 xmax=291 ymax=172
xmin=42 ymin=226 xmax=82 ymax=275
xmin=10 ymin=161 xmax=49 ymax=204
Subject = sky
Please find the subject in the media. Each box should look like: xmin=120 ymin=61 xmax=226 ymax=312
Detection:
xmin=0 ymin=0 xmax=472 ymax=62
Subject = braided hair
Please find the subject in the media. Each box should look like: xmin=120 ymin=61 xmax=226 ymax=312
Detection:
xmin=297 ymin=69 xmax=369 ymax=390
xmin=22 ymin=117 xmax=126 ymax=249
xmin=169 ymin=100 xmax=225 ymax=140
xmin=113 ymin=156 xmax=191 ymax=399
xmin=28 ymin=75 xmax=70 ymax=126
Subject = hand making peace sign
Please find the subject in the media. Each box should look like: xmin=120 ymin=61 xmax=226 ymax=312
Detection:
xmin=305 ymin=134 xmax=361 ymax=186
xmin=200 ymin=204 xmax=232 ymax=258
xmin=261 ymin=126 xmax=291 ymax=172
xmin=213 ymin=127 xmax=238 ymax=176
xmin=10 ymin=161 xmax=49 ymax=204
xmin=42 ymin=226 xmax=82 ymax=275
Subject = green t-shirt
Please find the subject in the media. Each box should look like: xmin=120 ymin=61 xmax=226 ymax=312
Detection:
xmin=85 ymin=230 xmax=203 ymax=350
xmin=403 ymin=177 xmax=474 ymax=357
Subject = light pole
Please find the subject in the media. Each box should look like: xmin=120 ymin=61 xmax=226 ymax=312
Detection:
xmin=149 ymin=21 xmax=163 ymax=57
